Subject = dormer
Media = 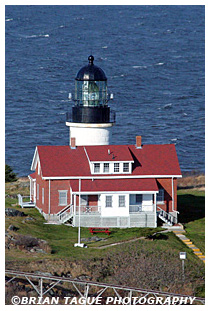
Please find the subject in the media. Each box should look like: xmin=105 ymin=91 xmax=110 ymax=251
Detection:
xmin=91 ymin=161 xmax=133 ymax=174
xmin=85 ymin=145 xmax=134 ymax=175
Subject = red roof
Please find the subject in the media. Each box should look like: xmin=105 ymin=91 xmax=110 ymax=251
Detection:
xmin=29 ymin=172 xmax=36 ymax=179
xmin=69 ymin=178 xmax=158 ymax=192
xmin=34 ymin=144 xmax=181 ymax=177
xmin=85 ymin=145 xmax=134 ymax=162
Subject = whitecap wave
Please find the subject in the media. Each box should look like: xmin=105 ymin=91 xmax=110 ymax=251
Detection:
xmin=6 ymin=18 xmax=13 ymax=22
xmin=132 ymin=65 xmax=147 ymax=69
xmin=24 ymin=34 xmax=49 ymax=38
xmin=102 ymin=46 xmax=108 ymax=49
xmin=164 ymin=103 xmax=172 ymax=109
xmin=155 ymin=62 xmax=164 ymax=66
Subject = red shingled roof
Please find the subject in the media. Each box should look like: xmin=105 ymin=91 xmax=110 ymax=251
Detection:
xmin=69 ymin=178 xmax=158 ymax=192
xmin=85 ymin=145 xmax=134 ymax=162
xmin=34 ymin=144 xmax=181 ymax=177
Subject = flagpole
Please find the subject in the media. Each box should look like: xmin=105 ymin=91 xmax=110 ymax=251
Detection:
xmin=74 ymin=178 xmax=85 ymax=248
xmin=78 ymin=178 xmax=81 ymax=245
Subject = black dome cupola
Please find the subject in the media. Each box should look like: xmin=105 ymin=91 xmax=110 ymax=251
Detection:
xmin=76 ymin=55 xmax=107 ymax=81
xmin=72 ymin=55 xmax=112 ymax=123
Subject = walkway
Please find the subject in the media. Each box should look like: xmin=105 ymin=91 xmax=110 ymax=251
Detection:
xmin=173 ymin=229 xmax=205 ymax=264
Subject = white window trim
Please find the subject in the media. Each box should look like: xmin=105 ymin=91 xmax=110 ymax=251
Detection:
xmin=114 ymin=163 xmax=120 ymax=173
xmin=91 ymin=161 xmax=133 ymax=174
xmin=105 ymin=195 xmax=113 ymax=208
xmin=58 ymin=190 xmax=68 ymax=206
xmin=103 ymin=163 xmax=110 ymax=173
xmin=118 ymin=195 xmax=126 ymax=208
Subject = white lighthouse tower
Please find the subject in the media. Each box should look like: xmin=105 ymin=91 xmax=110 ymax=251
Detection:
xmin=66 ymin=55 xmax=115 ymax=146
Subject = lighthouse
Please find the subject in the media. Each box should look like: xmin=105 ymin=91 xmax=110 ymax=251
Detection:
xmin=66 ymin=55 xmax=115 ymax=146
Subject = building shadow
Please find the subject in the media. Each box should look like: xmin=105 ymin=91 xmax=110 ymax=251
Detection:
xmin=177 ymin=193 xmax=205 ymax=223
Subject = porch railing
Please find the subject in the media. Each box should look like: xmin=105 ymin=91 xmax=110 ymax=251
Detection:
xmin=157 ymin=206 xmax=177 ymax=225
xmin=75 ymin=205 xmax=100 ymax=215
xmin=56 ymin=204 xmax=73 ymax=223
xmin=129 ymin=204 xmax=155 ymax=213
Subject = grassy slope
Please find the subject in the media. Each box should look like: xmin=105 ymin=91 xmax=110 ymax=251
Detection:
xmin=5 ymin=180 xmax=205 ymax=296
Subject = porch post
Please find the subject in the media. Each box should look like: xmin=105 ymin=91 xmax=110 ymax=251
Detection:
xmin=154 ymin=193 xmax=157 ymax=227
xmin=48 ymin=179 xmax=51 ymax=215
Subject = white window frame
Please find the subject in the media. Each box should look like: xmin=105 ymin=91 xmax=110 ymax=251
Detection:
xmin=59 ymin=190 xmax=68 ymax=206
xmin=94 ymin=163 xmax=100 ymax=173
xmin=114 ymin=163 xmax=120 ymax=173
xmin=157 ymin=189 xmax=164 ymax=203
xmin=42 ymin=188 xmax=44 ymax=204
xmin=103 ymin=163 xmax=110 ymax=173
xmin=119 ymin=195 xmax=126 ymax=207
xmin=105 ymin=195 xmax=113 ymax=208
xmin=123 ymin=162 xmax=129 ymax=173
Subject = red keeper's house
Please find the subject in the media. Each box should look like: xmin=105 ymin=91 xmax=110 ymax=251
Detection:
xmin=28 ymin=55 xmax=182 ymax=228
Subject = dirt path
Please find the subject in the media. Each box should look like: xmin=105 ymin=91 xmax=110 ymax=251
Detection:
xmin=90 ymin=230 xmax=169 ymax=249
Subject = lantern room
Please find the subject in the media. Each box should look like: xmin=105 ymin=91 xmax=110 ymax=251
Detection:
xmin=71 ymin=55 xmax=113 ymax=124
xmin=75 ymin=55 xmax=108 ymax=107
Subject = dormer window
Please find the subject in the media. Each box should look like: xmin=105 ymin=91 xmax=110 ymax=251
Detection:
xmin=123 ymin=163 xmax=129 ymax=172
xmin=103 ymin=163 xmax=109 ymax=173
xmin=94 ymin=163 xmax=100 ymax=173
xmin=114 ymin=163 xmax=120 ymax=172
xmin=91 ymin=161 xmax=132 ymax=174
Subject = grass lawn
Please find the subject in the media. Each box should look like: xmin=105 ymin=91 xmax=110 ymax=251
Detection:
xmin=5 ymin=187 xmax=205 ymax=297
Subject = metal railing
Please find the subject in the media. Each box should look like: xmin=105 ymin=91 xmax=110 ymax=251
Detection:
xmin=5 ymin=270 xmax=205 ymax=305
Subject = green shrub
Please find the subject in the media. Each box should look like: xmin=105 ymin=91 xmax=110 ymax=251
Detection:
xmin=5 ymin=164 xmax=17 ymax=182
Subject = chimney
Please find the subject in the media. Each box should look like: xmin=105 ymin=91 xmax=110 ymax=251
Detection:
xmin=136 ymin=136 xmax=142 ymax=149
xmin=71 ymin=137 xmax=76 ymax=149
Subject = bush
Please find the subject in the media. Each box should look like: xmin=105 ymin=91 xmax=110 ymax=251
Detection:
xmin=5 ymin=164 xmax=17 ymax=182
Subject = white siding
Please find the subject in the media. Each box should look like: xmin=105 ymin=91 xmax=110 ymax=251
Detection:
xmin=101 ymin=193 xmax=129 ymax=217
xmin=142 ymin=194 xmax=153 ymax=211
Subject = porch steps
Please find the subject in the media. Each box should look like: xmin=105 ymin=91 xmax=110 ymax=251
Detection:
xmin=173 ymin=230 xmax=205 ymax=264
xmin=157 ymin=208 xmax=177 ymax=226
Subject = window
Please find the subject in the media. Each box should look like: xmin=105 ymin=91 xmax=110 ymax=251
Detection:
xmin=103 ymin=163 xmax=109 ymax=173
xmin=123 ymin=163 xmax=129 ymax=172
xmin=119 ymin=195 xmax=126 ymax=207
xmin=42 ymin=188 xmax=44 ymax=204
xmin=136 ymin=194 xmax=142 ymax=204
xmin=105 ymin=195 xmax=112 ymax=208
xmin=94 ymin=163 xmax=100 ymax=173
xmin=37 ymin=184 xmax=39 ymax=200
xmin=157 ymin=189 xmax=164 ymax=203
xmin=114 ymin=163 xmax=120 ymax=172
xmin=59 ymin=191 xmax=68 ymax=206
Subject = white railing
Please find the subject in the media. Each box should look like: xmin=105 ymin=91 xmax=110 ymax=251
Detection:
xmin=56 ymin=204 xmax=73 ymax=223
xmin=17 ymin=194 xmax=34 ymax=208
xmin=75 ymin=205 xmax=101 ymax=215
xmin=129 ymin=204 xmax=155 ymax=213
xmin=157 ymin=206 xmax=177 ymax=225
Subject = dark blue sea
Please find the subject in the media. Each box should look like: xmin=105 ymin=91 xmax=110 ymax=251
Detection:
xmin=5 ymin=5 xmax=205 ymax=176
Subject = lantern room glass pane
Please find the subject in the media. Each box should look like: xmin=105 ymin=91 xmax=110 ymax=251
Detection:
xmin=75 ymin=80 xmax=107 ymax=107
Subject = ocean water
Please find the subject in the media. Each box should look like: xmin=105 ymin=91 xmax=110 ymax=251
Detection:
xmin=5 ymin=5 xmax=205 ymax=176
